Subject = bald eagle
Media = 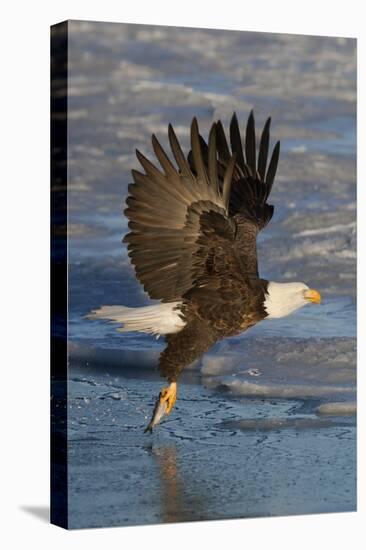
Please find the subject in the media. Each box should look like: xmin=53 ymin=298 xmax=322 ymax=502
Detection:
xmin=88 ymin=112 xmax=321 ymax=431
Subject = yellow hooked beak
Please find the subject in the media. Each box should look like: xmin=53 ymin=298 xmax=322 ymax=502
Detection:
xmin=304 ymin=288 xmax=322 ymax=304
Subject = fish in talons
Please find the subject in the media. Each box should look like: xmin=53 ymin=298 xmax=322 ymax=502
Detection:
xmin=144 ymin=382 xmax=177 ymax=433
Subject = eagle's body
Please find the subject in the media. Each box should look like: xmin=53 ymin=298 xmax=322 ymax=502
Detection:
xmin=88 ymin=112 xmax=321 ymax=430
xmin=159 ymin=275 xmax=268 ymax=382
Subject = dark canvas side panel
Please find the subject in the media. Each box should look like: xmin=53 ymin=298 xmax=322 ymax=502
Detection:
xmin=50 ymin=20 xmax=68 ymax=530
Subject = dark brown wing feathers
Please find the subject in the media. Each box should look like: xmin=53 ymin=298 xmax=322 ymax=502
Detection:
xmin=258 ymin=116 xmax=271 ymax=181
xmin=191 ymin=117 xmax=209 ymax=186
xmin=208 ymin=123 xmax=219 ymax=195
xmin=229 ymin=112 xmax=246 ymax=172
xmin=123 ymin=112 xmax=280 ymax=303
xmin=265 ymin=140 xmax=281 ymax=198
xmin=168 ymin=123 xmax=192 ymax=179
xmin=215 ymin=120 xmax=231 ymax=163
xmin=245 ymin=110 xmax=256 ymax=177
xmin=222 ymin=152 xmax=237 ymax=211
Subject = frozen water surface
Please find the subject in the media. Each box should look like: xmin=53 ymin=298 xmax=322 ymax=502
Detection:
xmin=61 ymin=21 xmax=356 ymax=528
xmin=66 ymin=370 xmax=355 ymax=529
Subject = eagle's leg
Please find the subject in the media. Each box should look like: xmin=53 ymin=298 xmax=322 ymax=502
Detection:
xmin=144 ymin=320 xmax=217 ymax=432
xmin=159 ymin=381 xmax=177 ymax=415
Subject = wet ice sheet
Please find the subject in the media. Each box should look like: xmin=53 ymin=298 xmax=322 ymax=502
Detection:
xmin=69 ymin=333 xmax=356 ymax=411
xmin=67 ymin=366 xmax=356 ymax=529
xmin=202 ymin=336 xmax=356 ymax=407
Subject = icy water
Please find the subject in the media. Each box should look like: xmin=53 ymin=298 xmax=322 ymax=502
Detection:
xmin=63 ymin=21 xmax=356 ymax=528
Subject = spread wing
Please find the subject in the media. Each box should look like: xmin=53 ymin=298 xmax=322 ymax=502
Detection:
xmin=191 ymin=111 xmax=280 ymax=229
xmin=123 ymin=112 xmax=280 ymax=302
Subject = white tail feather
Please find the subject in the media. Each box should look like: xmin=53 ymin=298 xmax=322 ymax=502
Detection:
xmin=86 ymin=302 xmax=185 ymax=337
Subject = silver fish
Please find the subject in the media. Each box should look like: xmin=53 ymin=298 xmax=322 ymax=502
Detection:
xmin=144 ymin=394 xmax=168 ymax=433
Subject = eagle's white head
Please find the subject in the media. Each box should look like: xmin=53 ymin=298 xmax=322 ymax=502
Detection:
xmin=264 ymin=281 xmax=321 ymax=319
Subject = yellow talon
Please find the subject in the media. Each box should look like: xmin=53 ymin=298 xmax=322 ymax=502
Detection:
xmin=144 ymin=382 xmax=178 ymax=432
xmin=160 ymin=382 xmax=177 ymax=415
